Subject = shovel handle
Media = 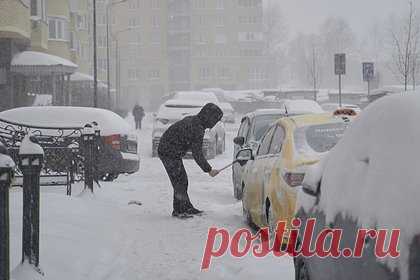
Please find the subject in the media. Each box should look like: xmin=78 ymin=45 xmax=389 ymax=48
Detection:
xmin=217 ymin=160 xmax=238 ymax=173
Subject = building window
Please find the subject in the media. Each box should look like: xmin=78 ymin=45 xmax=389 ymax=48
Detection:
xmin=216 ymin=15 xmax=224 ymax=27
xmin=129 ymin=0 xmax=140 ymax=9
xmin=151 ymin=0 xmax=160 ymax=9
xmin=238 ymin=32 xmax=263 ymax=42
xmin=216 ymin=0 xmax=224 ymax=9
xmin=218 ymin=67 xmax=231 ymax=80
xmin=48 ymin=17 xmax=68 ymax=41
xmin=248 ymin=67 xmax=266 ymax=81
xmin=31 ymin=0 xmax=47 ymax=21
xmin=69 ymin=31 xmax=77 ymax=50
xmin=77 ymin=15 xmax=88 ymax=30
xmin=149 ymin=70 xmax=160 ymax=80
xmin=152 ymin=16 xmax=160 ymax=28
xmin=199 ymin=67 xmax=211 ymax=80
xmin=129 ymin=17 xmax=140 ymax=27
xmin=238 ymin=0 xmax=261 ymax=7
xmin=151 ymin=32 xmax=161 ymax=45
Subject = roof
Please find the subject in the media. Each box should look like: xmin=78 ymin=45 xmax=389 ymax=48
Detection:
xmin=280 ymin=112 xmax=354 ymax=128
xmin=11 ymin=51 xmax=78 ymax=75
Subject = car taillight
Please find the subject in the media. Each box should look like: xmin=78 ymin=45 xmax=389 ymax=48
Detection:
xmin=283 ymin=172 xmax=305 ymax=187
xmin=104 ymin=134 xmax=121 ymax=150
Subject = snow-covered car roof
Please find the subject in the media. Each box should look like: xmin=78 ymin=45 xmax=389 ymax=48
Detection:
xmin=300 ymin=91 xmax=420 ymax=278
xmin=156 ymin=99 xmax=204 ymax=120
xmin=173 ymin=91 xmax=219 ymax=104
xmin=281 ymin=99 xmax=324 ymax=114
xmin=0 ymin=106 xmax=132 ymax=136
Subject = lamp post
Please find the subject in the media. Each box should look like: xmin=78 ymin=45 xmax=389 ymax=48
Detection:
xmin=93 ymin=0 xmax=98 ymax=107
xmin=106 ymin=0 xmax=128 ymax=110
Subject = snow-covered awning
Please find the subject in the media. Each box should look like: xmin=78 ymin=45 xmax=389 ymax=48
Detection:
xmin=11 ymin=51 xmax=78 ymax=75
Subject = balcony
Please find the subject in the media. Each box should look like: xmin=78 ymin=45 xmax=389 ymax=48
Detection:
xmin=0 ymin=0 xmax=30 ymax=43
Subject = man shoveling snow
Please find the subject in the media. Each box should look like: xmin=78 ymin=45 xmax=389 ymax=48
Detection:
xmin=158 ymin=103 xmax=223 ymax=219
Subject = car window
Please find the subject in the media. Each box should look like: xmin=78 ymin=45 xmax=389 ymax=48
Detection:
xmin=252 ymin=114 xmax=283 ymax=141
xmin=269 ymin=126 xmax=285 ymax=154
xmin=257 ymin=126 xmax=275 ymax=156
xmin=237 ymin=118 xmax=246 ymax=137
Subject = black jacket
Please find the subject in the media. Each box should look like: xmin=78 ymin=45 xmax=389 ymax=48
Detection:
xmin=158 ymin=103 xmax=223 ymax=173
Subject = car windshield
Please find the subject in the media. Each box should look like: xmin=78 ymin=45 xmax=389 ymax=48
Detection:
xmin=253 ymin=114 xmax=283 ymax=141
xmin=294 ymin=122 xmax=349 ymax=154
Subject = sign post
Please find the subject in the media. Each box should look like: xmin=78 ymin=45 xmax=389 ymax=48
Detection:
xmin=335 ymin=54 xmax=346 ymax=107
xmin=363 ymin=62 xmax=375 ymax=96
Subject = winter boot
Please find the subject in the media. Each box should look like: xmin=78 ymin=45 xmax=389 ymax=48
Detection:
xmin=172 ymin=210 xmax=193 ymax=219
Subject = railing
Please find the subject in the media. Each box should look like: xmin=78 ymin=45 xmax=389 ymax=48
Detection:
xmin=0 ymin=116 xmax=98 ymax=195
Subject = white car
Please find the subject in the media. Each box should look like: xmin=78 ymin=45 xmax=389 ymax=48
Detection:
xmin=0 ymin=106 xmax=139 ymax=180
xmin=219 ymin=102 xmax=235 ymax=123
xmin=152 ymin=99 xmax=226 ymax=159
xmin=172 ymin=91 xmax=220 ymax=104
xmin=279 ymin=99 xmax=324 ymax=114
xmin=321 ymin=102 xmax=361 ymax=113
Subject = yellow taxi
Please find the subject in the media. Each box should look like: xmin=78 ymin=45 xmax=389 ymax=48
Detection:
xmin=235 ymin=111 xmax=355 ymax=234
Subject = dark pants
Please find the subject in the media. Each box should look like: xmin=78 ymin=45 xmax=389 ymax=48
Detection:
xmin=159 ymin=156 xmax=194 ymax=213
xmin=135 ymin=118 xmax=142 ymax=130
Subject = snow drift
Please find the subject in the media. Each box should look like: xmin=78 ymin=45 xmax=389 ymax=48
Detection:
xmin=304 ymin=92 xmax=420 ymax=280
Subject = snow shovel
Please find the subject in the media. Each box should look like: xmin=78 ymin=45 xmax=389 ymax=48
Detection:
xmin=217 ymin=160 xmax=239 ymax=174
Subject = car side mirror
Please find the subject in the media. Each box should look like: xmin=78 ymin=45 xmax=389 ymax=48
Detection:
xmin=233 ymin=136 xmax=245 ymax=146
xmin=302 ymin=180 xmax=320 ymax=197
xmin=235 ymin=148 xmax=253 ymax=166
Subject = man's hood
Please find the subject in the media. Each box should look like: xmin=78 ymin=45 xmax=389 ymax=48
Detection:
xmin=197 ymin=103 xmax=223 ymax=129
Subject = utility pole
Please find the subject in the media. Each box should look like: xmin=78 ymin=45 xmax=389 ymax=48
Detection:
xmin=93 ymin=0 xmax=98 ymax=107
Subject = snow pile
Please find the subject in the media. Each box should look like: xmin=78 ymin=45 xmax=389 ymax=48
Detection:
xmin=0 ymin=107 xmax=132 ymax=136
xmin=11 ymin=263 xmax=45 ymax=280
xmin=19 ymin=135 xmax=44 ymax=155
xmin=315 ymin=92 xmax=420 ymax=279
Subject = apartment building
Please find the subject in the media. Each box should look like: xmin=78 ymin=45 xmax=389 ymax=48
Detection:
xmin=112 ymin=0 xmax=168 ymax=111
xmin=113 ymin=0 xmax=268 ymax=111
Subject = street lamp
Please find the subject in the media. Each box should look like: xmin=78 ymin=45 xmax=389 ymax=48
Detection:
xmin=106 ymin=0 xmax=128 ymax=110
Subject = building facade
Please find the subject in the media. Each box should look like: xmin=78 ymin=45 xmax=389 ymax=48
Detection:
xmin=113 ymin=0 xmax=268 ymax=111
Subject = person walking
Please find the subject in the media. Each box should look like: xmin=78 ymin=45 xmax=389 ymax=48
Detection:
xmin=132 ymin=104 xmax=145 ymax=130
xmin=158 ymin=103 xmax=223 ymax=219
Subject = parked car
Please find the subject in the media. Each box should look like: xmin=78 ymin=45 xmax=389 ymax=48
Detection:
xmin=321 ymin=102 xmax=361 ymax=113
xmin=232 ymin=101 xmax=324 ymax=200
xmin=232 ymin=109 xmax=287 ymax=199
xmin=236 ymin=111 xmax=355 ymax=235
xmin=173 ymin=91 xmax=220 ymax=104
xmin=294 ymin=94 xmax=420 ymax=280
xmin=152 ymin=99 xmax=225 ymax=159
xmin=0 ymin=106 xmax=139 ymax=180
xmin=220 ymin=102 xmax=235 ymax=123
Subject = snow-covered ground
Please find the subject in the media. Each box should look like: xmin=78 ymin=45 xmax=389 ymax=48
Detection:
xmin=9 ymin=114 xmax=294 ymax=280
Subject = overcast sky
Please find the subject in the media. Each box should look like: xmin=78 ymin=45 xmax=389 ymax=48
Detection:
xmin=277 ymin=0 xmax=410 ymax=37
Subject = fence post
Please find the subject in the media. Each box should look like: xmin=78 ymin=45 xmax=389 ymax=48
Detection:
xmin=82 ymin=124 xmax=95 ymax=192
xmin=92 ymin=121 xmax=101 ymax=185
xmin=0 ymin=144 xmax=15 ymax=280
xmin=18 ymin=135 xmax=44 ymax=273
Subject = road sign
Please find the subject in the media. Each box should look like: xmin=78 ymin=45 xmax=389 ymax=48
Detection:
xmin=363 ymin=62 xmax=374 ymax=82
xmin=335 ymin=53 xmax=346 ymax=75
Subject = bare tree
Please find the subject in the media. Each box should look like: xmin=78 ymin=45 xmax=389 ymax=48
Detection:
xmin=305 ymin=37 xmax=323 ymax=101
xmin=388 ymin=1 xmax=420 ymax=91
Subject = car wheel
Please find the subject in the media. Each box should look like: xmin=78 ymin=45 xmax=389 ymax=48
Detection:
xmin=295 ymin=257 xmax=311 ymax=280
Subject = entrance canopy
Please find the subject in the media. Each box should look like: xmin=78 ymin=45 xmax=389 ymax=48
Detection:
xmin=11 ymin=51 xmax=78 ymax=76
